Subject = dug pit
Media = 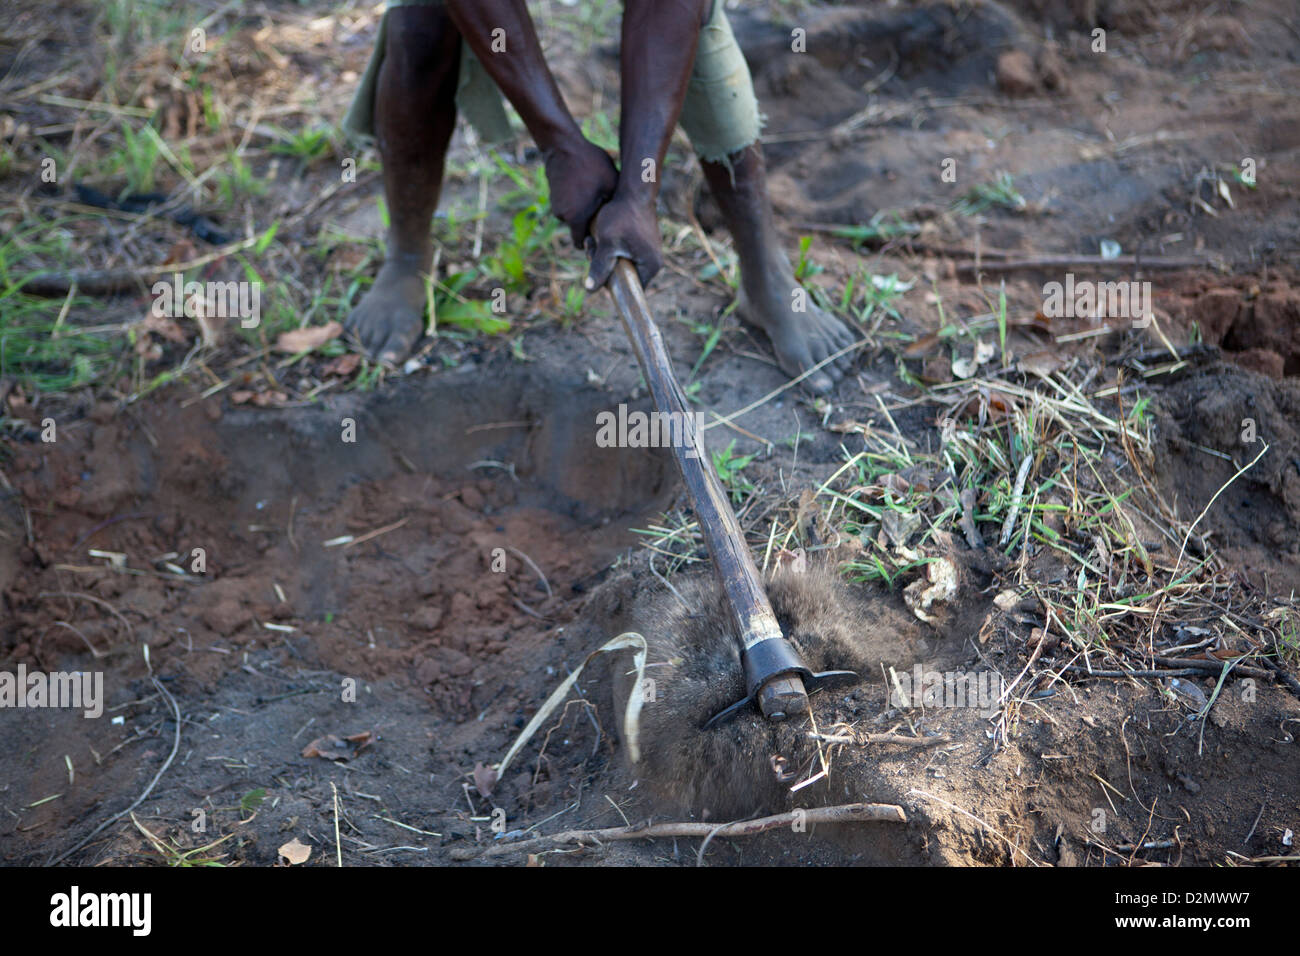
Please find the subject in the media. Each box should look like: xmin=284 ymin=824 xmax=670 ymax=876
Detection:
xmin=1 ymin=363 xmax=682 ymax=864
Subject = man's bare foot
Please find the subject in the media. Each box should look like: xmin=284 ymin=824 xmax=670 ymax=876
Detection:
xmin=344 ymin=255 xmax=428 ymax=366
xmin=736 ymin=261 xmax=858 ymax=394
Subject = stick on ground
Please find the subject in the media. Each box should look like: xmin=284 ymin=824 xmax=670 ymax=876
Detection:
xmin=477 ymin=801 xmax=907 ymax=857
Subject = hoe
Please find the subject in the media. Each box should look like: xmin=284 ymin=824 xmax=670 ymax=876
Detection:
xmin=604 ymin=258 xmax=859 ymax=727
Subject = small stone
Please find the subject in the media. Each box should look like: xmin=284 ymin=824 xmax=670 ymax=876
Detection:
xmin=412 ymin=605 xmax=444 ymax=631
xmin=459 ymin=485 xmax=485 ymax=510
xmin=996 ymin=50 xmax=1037 ymax=96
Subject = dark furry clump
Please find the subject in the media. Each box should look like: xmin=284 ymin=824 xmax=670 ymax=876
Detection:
xmin=606 ymin=565 xmax=887 ymax=819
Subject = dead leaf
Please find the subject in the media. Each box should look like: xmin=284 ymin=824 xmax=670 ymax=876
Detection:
xmin=275 ymin=321 xmax=343 ymax=353
xmin=1027 ymin=628 xmax=1059 ymax=651
xmin=903 ymin=556 xmax=958 ymax=623
xmin=774 ymin=548 xmax=808 ymax=573
xmin=993 ymin=589 xmax=1020 ymax=610
xmin=300 ymin=731 xmax=377 ymax=761
xmin=828 ymin=420 xmax=868 ymax=435
xmin=882 ymin=509 xmax=923 ymax=548
xmin=344 ymin=730 xmax=378 ymax=754
xmin=920 ymin=355 xmax=952 ymax=383
xmin=1027 ymin=311 xmax=1053 ymax=333
xmin=903 ymin=332 xmax=941 ymax=358
xmin=952 ymin=340 xmax=995 ymax=379
xmin=320 ymin=353 xmax=361 ymax=378
xmin=134 ymin=337 xmax=163 ymax=361
xmin=1217 ymin=178 xmax=1233 ymax=209
xmin=951 ymin=355 xmax=978 ymax=379
xmin=278 ymin=837 xmax=312 ymax=865
xmin=957 ymin=388 xmax=1016 ymax=421
xmin=329 ymin=245 xmax=369 ymax=274
xmin=878 ymin=472 xmax=911 ymax=497
xmin=140 ymin=313 xmax=188 ymax=343
xmin=162 ymin=239 xmax=198 ymax=266
xmin=302 ymin=734 xmax=351 ymax=760
xmin=1018 ymin=349 xmax=1065 ymax=377
xmin=473 ymin=762 xmax=497 ymax=798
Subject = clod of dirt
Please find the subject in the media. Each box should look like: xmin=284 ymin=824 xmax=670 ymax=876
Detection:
xmin=1037 ymin=42 xmax=1069 ymax=93
xmin=1151 ymin=363 xmax=1300 ymax=591
xmin=603 ymin=566 xmax=890 ymax=820
xmin=995 ymin=50 xmax=1038 ymax=96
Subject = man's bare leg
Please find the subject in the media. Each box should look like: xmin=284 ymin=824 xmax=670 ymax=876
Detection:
xmin=701 ymin=145 xmax=856 ymax=394
xmin=345 ymin=6 xmax=461 ymax=365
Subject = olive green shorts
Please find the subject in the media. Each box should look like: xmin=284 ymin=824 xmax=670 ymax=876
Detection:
xmin=341 ymin=0 xmax=761 ymax=162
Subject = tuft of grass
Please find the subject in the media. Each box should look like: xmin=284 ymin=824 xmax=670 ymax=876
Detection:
xmin=268 ymin=125 xmax=337 ymax=166
xmin=712 ymin=440 xmax=757 ymax=504
xmin=433 ymin=268 xmax=512 ymax=334
xmin=954 ymin=171 xmax=1027 ymax=216
xmin=819 ymin=211 xmax=923 ymax=249
xmin=131 ymin=813 xmax=234 ymax=867
xmin=116 ymin=122 xmax=164 ymax=197
xmin=214 ymin=152 xmax=266 ymax=205
xmin=793 ymin=235 xmax=821 ymax=282
xmin=0 ymin=222 xmax=125 ymax=392
xmin=482 ymin=151 xmax=575 ymax=295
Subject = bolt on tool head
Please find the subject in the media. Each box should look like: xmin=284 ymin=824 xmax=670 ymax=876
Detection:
xmin=704 ymin=629 xmax=859 ymax=729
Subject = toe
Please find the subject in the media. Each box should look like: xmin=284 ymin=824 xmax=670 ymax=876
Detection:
xmin=377 ymin=328 xmax=417 ymax=367
xmin=348 ymin=305 xmax=385 ymax=358
xmin=807 ymin=330 xmax=847 ymax=381
xmin=828 ymin=322 xmax=859 ymax=372
xmin=833 ymin=318 xmax=858 ymax=349
xmin=803 ymin=368 xmax=834 ymax=394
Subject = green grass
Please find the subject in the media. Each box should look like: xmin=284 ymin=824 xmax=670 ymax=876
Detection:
xmin=854 ymin=271 xmax=913 ymax=323
xmin=793 ymin=235 xmax=821 ymax=282
xmin=683 ymin=300 xmax=737 ymax=384
xmin=116 ymin=122 xmax=165 ymax=196
xmin=433 ymin=268 xmax=512 ymax=334
xmin=268 ymin=125 xmax=337 ymax=166
xmin=581 ymin=111 xmax=619 ymax=154
xmin=481 ymin=151 xmax=576 ymax=296
xmin=0 ymin=303 xmax=120 ymax=392
xmin=131 ymin=812 xmax=233 ymax=867
xmin=214 ymin=152 xmax=266 ymax=204
xmin=954 ymin=171 xmax=1027 ymax=216
xmin=0 ymin=222 xmax=126 ymax=392
xmin=712 ymin=440 xmax=757 ymax=504
xmin=817 ymin=211 xmax=923 ymax=249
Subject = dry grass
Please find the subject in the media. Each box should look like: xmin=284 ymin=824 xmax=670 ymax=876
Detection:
xmin=634 ymin=326 xmax=1300 ymax=748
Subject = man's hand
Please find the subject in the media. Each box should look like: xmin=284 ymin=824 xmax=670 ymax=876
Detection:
xmin=544 ymin=140 xmax=618 ymax=248
xmin=585 ymin=193 xmax=662 ymax=291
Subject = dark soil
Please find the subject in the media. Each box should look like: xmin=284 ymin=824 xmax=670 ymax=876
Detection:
xmin=3 ymin=350 xmax=1298 ymax=867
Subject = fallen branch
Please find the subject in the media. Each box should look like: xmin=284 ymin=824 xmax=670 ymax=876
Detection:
xmin=1063 ymin=665 xmax=1217 ymax=679
xmin=1259 ymin=657 xmax=1300 ymax=700
xmin=21 ymin=231 xmax=265 ymax=297
xmin=476 ymin=802 xmax=907 ymax=857
xmin=808 ymin=731 xmax=951 ymax=748
xmin=1146 ymin=656 xmax=1270 ymax=680
xmin=956 ymin=254 xmax=1220 ymax=275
